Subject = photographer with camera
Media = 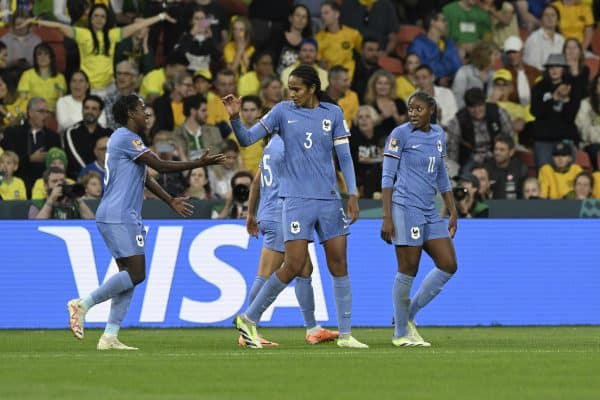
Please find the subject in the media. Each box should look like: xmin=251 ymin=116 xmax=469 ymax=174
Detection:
xmin=213 ymin=170 xmax=253 ymax=219
xmin=451 ymin=174 xmax=489 ymax=218
xmin=28 ymin=166 xmax=94 ymax=219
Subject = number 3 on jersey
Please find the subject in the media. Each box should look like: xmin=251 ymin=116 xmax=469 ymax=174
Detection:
xmin=304 ymin=132 xmax=313 ymax=149
xmin=261 ymin=154 xmax=273 ymax=187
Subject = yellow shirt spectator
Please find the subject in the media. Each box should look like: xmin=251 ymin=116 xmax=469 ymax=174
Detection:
xmin=74 ymin=26 xmax=122 ymax=89
xmin=0 ymin=176 xmax=27 ymax=200
xmin=316 ymin=25 xmax=362 ymax=80
xmin=31 ymin=177 xmax=75 ymax=200
xmin=550 ymin=1 xmax=593 ymax=45
xmin=140 ymin=67 xmax=167 ymax=100
xmin=538 ymin=163 xmax=582 ymax=199
xmin=593 ymin=172 xmax=600 ymax=199
xmin=171 ymin=101 xmax=185 ymax=127
xmin=338 ymin=89 xmax=360 ymax=129
xmin=207 ymin=92 xmax=231 ymax=126
xmin=17 ymin=69 xmax=66 ymax=111
xmin=2 ymin=96 xmax=28 ymax=126
xmin=237 ymin=71 xmax=261 ymax=97
xmin=223 ymin=42 xmax=255 ymax=77
xmin=396 ymin=75 xmax=416 ymax=102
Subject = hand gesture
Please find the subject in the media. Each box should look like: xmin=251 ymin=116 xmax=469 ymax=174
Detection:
xmin=30 ymin=148 xmax=48 ymax=163
xmin=161 ymin=13 xmax=177 ymax=24
xmin=246 ymin=214 xmax=259 ymax=237
xmin=48 ymin=184 xmax=63 ymax=202
xmin=221 ymin=94 xmax=242 ymax=117
xmin=16 ymin=18 xmax=35 ymax=30
xmin=197 ymin=149 xmax=226 ymax=167
xmin=448 ymin=212 xmax=458 ymax=238
xmin=346 ymin=195 xmax=360 ymax=225
xmin=169 ymin=196 xmax=194 ymax=217
xmin=380 ymin=216 xmax=395 ymax=244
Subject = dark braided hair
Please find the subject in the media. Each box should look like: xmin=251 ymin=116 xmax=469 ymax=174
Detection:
xmin=289 ymin=64 xmax=336 ymax=104
xmin=407 ymin=90 xmax=438 ymax=126
xmin=113 ymin=94 xmax=142 ymax=126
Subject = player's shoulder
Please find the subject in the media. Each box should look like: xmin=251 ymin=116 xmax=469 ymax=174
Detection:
xmin=389 ymin=122 xmax=412 ymax=140
xmin=430 ymin=123 xmax=446 ymax=141
xmin=319 ymin=101 xmax=343 ymax=115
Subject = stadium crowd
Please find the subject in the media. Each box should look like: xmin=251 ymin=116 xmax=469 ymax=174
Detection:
xmin=1 ymin=0 xmax=600 ymax=218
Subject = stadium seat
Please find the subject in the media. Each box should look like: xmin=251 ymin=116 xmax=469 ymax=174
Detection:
xmin=46 ymin=114 xmax=58 ymax=133
xmin=395 ymin=25 xmax=424 ymax=59
xmin=515 ymin=150 xmax=536 ymax=177
xmin=592 ymin=28 xmax=600 ymax=56
xmin=377 ymin=55 xmax=403 ymax=75
xmin=585 ymin=57 xmax=599 ymax=80
xmin=575 ymin=150 xmax=593 ymax=171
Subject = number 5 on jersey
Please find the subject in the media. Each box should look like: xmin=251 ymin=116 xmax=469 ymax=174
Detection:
xmin=261 ymin=154 xmax=273 ymax=187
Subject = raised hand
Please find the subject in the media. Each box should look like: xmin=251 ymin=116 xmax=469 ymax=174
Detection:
xmin=197 ymin=150 xmax=226 ymax=166
xmin=170 ymin=196 xmax=194 ymax=217
xmin=221 ymin=94 xmax=242 ymax=117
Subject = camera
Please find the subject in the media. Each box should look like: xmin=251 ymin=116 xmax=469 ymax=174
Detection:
xmin=60 ymin=183 xmax=85 ymax=200
xmin=232 ymin=183 xmax=250 ymax=203
xmin=452 ymin=186 xmax=469 ymax=201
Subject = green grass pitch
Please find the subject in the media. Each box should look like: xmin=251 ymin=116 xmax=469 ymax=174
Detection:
xmin=1 ymin=327 xmax=599 ymax=400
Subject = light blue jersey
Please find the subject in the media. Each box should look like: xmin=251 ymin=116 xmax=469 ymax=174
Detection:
xmin=260 ymin=101 xmax=350 ymax=200
xmin=96 ymin=127 xmax=149 ymax=224
xmin=257 ymin=134 xmax=284 ymax=223
xmin=383 ymin=123 xmax=451 ymax=215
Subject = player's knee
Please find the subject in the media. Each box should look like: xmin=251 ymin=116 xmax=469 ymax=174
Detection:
xmin=438 ymin=260 xmax=457 ymax=275
xmin=284 ymin=256 xmax=306 ymax=275
xmin=129 ymin=270 xmax=146 ymax=285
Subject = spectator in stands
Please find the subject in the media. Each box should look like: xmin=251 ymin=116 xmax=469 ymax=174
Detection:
xmin=17 ymin=43 xmax=66 ymax=112
xmin=80 ymin=170 xmax=102 ymax=200
xmin=530 ymin=53 xmax=581 ymax=169
xmin=78 ymin=136 xmax=108 ymax=186
xmin=146 ymin=131 xmax=187 ymax=198
xmin=281 ymin=38 xmax=329 ymax=94
xmin=316 ymin=1 xmax=362 ymax=80
xmin=351 ymin=37 xmax=380 ymax=103
xmin=564 ymin=170 xmax=594 ymax=199
xmin=186 ymin=0 xmax=230 ymax=48
xmin=575 ymin=74 xmax=600 ymax=169
xmin=113 ymin=17 xmax=155 ymax=75
xmin=350 ymin=105 xmax=385 ymax=199
xmin=523 ymin=5 xmax=565 ymax=71
xmin=0 ymin=97 xmax=61 ymax=192
xmin=103 ymin=61 xmax=139 ymax=131
xmin=0 ymin=69 xmax=28 ymax=129
xmin=25 ymin=4 xmax=177 ymax=96
xmin=0 ymin=150 xmax=27 ymax=200
xmin=139 ymin=51 xmax=189 ymax=102
xmin=396 ymin=53 xmax=420 ymax=102
xmin=213 ymin=170 xmax=254 ymax=219
xmin=271 ymin=4 xmax=313 ymax=74
xmin=28 ymin=166 xmax=94 ymax=219
xmin=563 ymin=37 xmax=589 ymax=99
xmin=31 ymin=147 xmax=75 ymax=200
xmin=56 ymin=70 xmax=106 ymax=133
xmin=488 ymin=69 xmax=529 ymax=136
xmin=408 ymin=10 xmax=462 ymax=86
xmin=223 ymin=16 xmax=254 ymax=79
xmin=485 ymin=134 xmax=529 ymax=198
xmin=326 ymin=65 xmax=359 ymax=128
xmin=364 ymin=69 xmax=407 ymax=135
xmin=452 ymin=174 xmax=489 ymax=218
xmin=470 ymin=163 xmax=494 ymax=200
xmin=154 ymin=71 xmax=195 ymax=132
xmin=193 ymin=69 xmax=212 ymax=97
xmin=522 ymin=176 xmax=542 ymax=199
xmin=206 ymin=68 xmax=236 ymax=131
xmin=142 ymin=104 xmax=158 ymax=144
xmin=340 ymin=0 xmax=399 ymax=55
xmin=64 ymin=95 xmax=111 ymax=179
xmin=538 ymin=141 xmax=582 ymax=199
xmin=442 ymin=0 xmax=492 ymax=59
xmin=551 ymin=0 xmax=593 ymax=50
xmin=228 ymin=95 xmax=265 ymax=174
xmin=208 ymin=139 xmax=242 ymax=200
xmin=185 ymin=166 xmax=213 ymax=200
xmin=0 ymin=9 xmax=41 ymax=68
xmin=259 ymin=74 xmax=284 ymax=113
xmin=502 ymin=36 xmax=540 ymax=106
xmin=414 ymin=64 xmax=458 ymax=128
xmin=484 ymin=0 xmax=520 ymax=49
xmin=173 ymin=6 xmax=221 ymax=75
xmin=237 ymin=51 xmax=275 ymax=97
xmin=172 ymin=94 xmax=224 ymax=162
xmin=447 ymin=88 xmax=514 ymax=170
xmin=452 ymin=40 xmax=501 ymax=109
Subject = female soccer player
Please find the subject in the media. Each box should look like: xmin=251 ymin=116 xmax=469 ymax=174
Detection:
xmin=380 ymin=91 xmax=458 ymax=347
xmin=223 ymin=65 xmax=367 ymax=349
xmin=243 ymin=133 xmax=339 ymax=346
xmin=67 ymin=95 xmax=225 ymax=350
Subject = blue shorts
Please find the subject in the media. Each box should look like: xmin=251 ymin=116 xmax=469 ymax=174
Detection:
xmin=282 ymin=197 xmax=349 ymax=243
xmin=258 ymin=219 xmax=285 ymax=253
xmin=97 ymin=222 xmax=146 ymax=259
xmin=392 ymin=204 xmax=448 ymax=246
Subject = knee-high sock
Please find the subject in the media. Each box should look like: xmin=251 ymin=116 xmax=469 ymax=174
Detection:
xmin=333 ymin=275 xmax=352 ymax=336
xmin=245 ymin=273 xmax=287 ymax=323
xmin=248 ymin=276 xmax=267 ymax=306
xmin=393 ymin=272 xmax=414 ymax=338
xmin=408 ymin=268 xmax=453 ymax=321
xmin=104 ymin=287 xmax=135 ymax=335
xmin=82 ymin=271 xmax=134 ymax=309
xmin=295 ymin=276 xmax=317 ymax=329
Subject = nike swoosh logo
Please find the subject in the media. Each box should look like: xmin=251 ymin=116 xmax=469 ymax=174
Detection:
xmin=288 ymin=120 xmax=298 ymax=123
xmin=411 ymin=144 xmax=422 ymax=149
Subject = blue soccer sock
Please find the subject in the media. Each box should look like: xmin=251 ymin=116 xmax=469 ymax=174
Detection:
xmin=393 ymin=272 xmax=414 ymax=338
xmin=333 ymin=275 xmax=352 ymax=336
xmin=248 ymin=276 xmax=267 ymax=306
xmin=245 ymin=273 xmax=287 ymax=323
xmin=104 ymin=287 xmax=135 ymax=336
xmin=408 ymin=268 xmax=453 ymax=321
xmin=81 ymin=271 xmax=134 ymax=310
xmin=295 ymin=276 xmax=317 ymax=330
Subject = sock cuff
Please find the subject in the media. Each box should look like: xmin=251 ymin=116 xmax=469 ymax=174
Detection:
xmin=332 ymin=275 xmax=350 ymax=287
xmin=395 ymin=272 xmax=415 ymax=285
xmin=295 ymin=276 xmax=312 ymax=284
xmin=434 ymin=268 xmax=454 ymax=280
xmin=254 ymin=275 xmax=267 ymax=283
xmin=269 ymin=273 xmax=287 ymax=290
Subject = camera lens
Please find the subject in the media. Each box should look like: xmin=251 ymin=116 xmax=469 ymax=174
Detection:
xmin=452 ymin=187 xmax=468 ymax=201
xmin=232 ymin=184 xmax=250 ymax=203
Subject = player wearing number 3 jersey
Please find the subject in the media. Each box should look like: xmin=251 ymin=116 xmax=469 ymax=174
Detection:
xmin=223 ymin=65 xmax=368 ymax=349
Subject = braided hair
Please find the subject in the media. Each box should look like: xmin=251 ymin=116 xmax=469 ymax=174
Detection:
xmin=289 ymin=64 xmax=335 ymax=104
xmin=113 ymin=94 xmax=143 ymax=126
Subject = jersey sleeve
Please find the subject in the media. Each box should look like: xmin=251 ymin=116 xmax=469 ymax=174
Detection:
xmin=259 ymin=102 xmax=282 ymax=134
xmin=120 ymin=132 xmax=150 ymax=160
xmin=436 ymin=129 xmax=452 ymax=193
xmin=383 ymin=128 xmax=404 ymax=159
xmin=332 ymin=105 xmax=350 ymax=140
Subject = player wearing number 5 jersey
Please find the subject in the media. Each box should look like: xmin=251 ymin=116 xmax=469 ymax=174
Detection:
xmin=66 ymin=95 xmax=225 ymax=350
xmin=380 ymin=91 xmax=458 ymax=347
xmin=223 ymin=64 xmax=368 ymax=349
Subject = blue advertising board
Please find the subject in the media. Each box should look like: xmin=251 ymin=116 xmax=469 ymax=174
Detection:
xmin=1 ymin=219 xmax=599 ymax=328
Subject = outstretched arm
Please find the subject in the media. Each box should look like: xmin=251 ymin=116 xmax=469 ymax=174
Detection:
xmin=21 ymin=18 xmax=74 ymax=38
xmin=121 ymin=13 xmax=176 ymax=40
xmin=137 ymin=149 xmax=225 ymax=173
xmin=222 ymin=94 xmax=268 ymax=146
xmin=145 ymin=173 xmax=194 ymax=217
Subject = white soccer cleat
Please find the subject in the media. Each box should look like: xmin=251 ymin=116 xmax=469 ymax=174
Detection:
xmin=336 ymin=335 xmax=369 ymax=349
xmin=97 ymin=334 xmax=139 ymax=351
xmin=67 ymin=299 xmax=87 ymax=340
xmin=392 ymin=336 xmax=414 ymax=347
xmin=407 ymin=320 xmax=431 ymax=347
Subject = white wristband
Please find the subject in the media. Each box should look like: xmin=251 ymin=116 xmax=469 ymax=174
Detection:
xmin=159 ymin=13 xmax=165 ymax=21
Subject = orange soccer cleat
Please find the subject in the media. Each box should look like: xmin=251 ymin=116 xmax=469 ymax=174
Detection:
xmin=305 ymin=328 xmax=340 ymax=345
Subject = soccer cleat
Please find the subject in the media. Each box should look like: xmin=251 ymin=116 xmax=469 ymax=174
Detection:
xmin=392 ymin=336 xmax=415 ymax=347
xmin=97 ymin=334 xmax=139 ymax=350
xmin=237 ymin=334 xmax=279 ymax=347
xmin=234 ymin=314 xmax=262 ymax=349
xmin=336 ymin=335 xmax=369 ymax=349
xmin=67 ymin=299 xmax=87 ymax=340
xmin=408 ymin=320 xmax=431 ymax=347
xmin=305 ymin=328 xmax=340 ymax=344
